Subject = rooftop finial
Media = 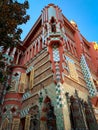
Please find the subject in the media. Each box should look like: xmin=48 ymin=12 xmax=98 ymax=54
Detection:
xmin=70 ymin=20 xmax=78 ymax=29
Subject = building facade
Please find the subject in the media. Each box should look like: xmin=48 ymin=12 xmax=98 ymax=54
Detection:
xmin=0 ymin=3 xmax=98 ymax=130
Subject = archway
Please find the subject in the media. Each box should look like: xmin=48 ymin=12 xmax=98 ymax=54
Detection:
xmin=29 ymin=105 xmax=40 ymax=130
xmin=41 ymin=96 xmax=57 ymax=130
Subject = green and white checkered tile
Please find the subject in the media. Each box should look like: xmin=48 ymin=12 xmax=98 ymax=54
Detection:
xmin=22 ymin=92 xmax=31 ymax=101
xmin=57 ymin=95 xmax=62 ymax=108
xmin=56 ymin=94 xmax=66 ymax=108
xmin=56 ymin=83 xmax=65 ymax=95
xmin=53 ymin=47 xmax=60 ymax=62
xmin=20 ymin=107 xmax=30 ymax=118
xmin=26 ymin=65 xmax=33 ymax=74
xmin=80 ymin=55 xmax=96 ymax=97
xmin=89 ymin=89 xmax=96 ymax=97
xmin=56 ymin=85 xmax=61 ymax=94
xmin=56 ymin=83 xmax=66 ymax=108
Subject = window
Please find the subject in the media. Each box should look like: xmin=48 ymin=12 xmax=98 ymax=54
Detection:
xmin=41 ymin=96 xmax=57 ymax=130
xmin=29 ymin=106 xmax=40 ymax=130
xmin=30 ymin=117 xmax=40 ymax=130
xmin=36 ymin=42 xmax=38 ymax=54
xmin=50 ymin=17 xmax=56 ymax=33
xmin=40 ymin=38 xmax=42 ymax=51
xmin=26 ymin=72 xmax=30 ymax=91
xmin=30 ymin=49 xmax=31 ymax=59
xmin=45 ymin=24 xmax=47 ymax=32
xmin=52 ymin=44 xmax=60 ymax=62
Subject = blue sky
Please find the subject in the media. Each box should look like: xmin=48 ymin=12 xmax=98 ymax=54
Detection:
xmin=20 ymin=0 xmax=98 ymax=42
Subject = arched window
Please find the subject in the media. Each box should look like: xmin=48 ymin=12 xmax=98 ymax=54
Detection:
xmin=26 ymin=51 xmax=28 ymax=62
xmin=29 ymin=105 xmax=40 ymax=130
xmin=30 ymin=49 xmax=32 ymax=59
xmin=47 ymin=102 xmax=57 ymax=130
xmin=45 ymin=24 xmax=47 ymax=32
xmin=43 ymin=96 xmax=57 ymax=130
xmin=13 ymin=51 xmax=18 ymax=64
xmin=30 ymin=117 xmax=40 ymax=130
xmin=69 ymin=96 xmax=87 ymax=129
xmin=33 ymin=45 xmax=35 ymax=56
xmin=84 ymin=101 xmax=98 ymax=130
xmin=36 ymin=42 xmax=38 ymax=54
xmin=18 ymin=54 xmax=22 ymax=65
xmin=69 ymin=99 xmax=76 ymax=129
xmin=50 ymin=17 xmax=56 ymax=33
xmin=19 ymin=117 xmax=25 ymax=130
xmin=67 ymin=40 xmax=71 ymax=51
xmin=40 ymin=38 xmax=42 ymax=51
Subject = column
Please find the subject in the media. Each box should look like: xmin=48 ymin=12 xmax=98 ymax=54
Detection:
xmin=5 ymin=48 xmax=10 ymax=55
xmin=11 ymin=48 xmax=16 ymax=58
xmin=16 ymin=50 xmax=21 ymax=64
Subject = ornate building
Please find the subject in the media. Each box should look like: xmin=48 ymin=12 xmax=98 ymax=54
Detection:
xmin=0 ymin=3 xmax=98 ymax=130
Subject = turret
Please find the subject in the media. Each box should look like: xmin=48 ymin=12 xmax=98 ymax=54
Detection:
xmin=0 ymin=65 xmax=26 ymax=130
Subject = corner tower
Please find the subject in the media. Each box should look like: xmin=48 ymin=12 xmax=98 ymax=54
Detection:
xmin=42 ymin=4 xmax=66 ymax=83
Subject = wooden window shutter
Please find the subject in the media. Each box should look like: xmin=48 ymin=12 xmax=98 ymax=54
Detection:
xmin=68 ymin=61 xmax=78 ymax=81
xmin=19 ymin=73 xmax=26 ymax=93
xmin=29 ymin=69 xmax=34 ymax=89
xmin=24 ymin=115 xmax=31 ymax=130
xmin=10 ymin=79 xmax=16 ymax=91
xmin=1 ymin=118 xmax=9 ymax=129
xmin=12 ymin=118 xmax=20 ymax=130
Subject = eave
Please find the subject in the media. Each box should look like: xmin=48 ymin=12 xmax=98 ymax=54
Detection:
xmin=23 ymin=15 xmax=42 ymax=48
